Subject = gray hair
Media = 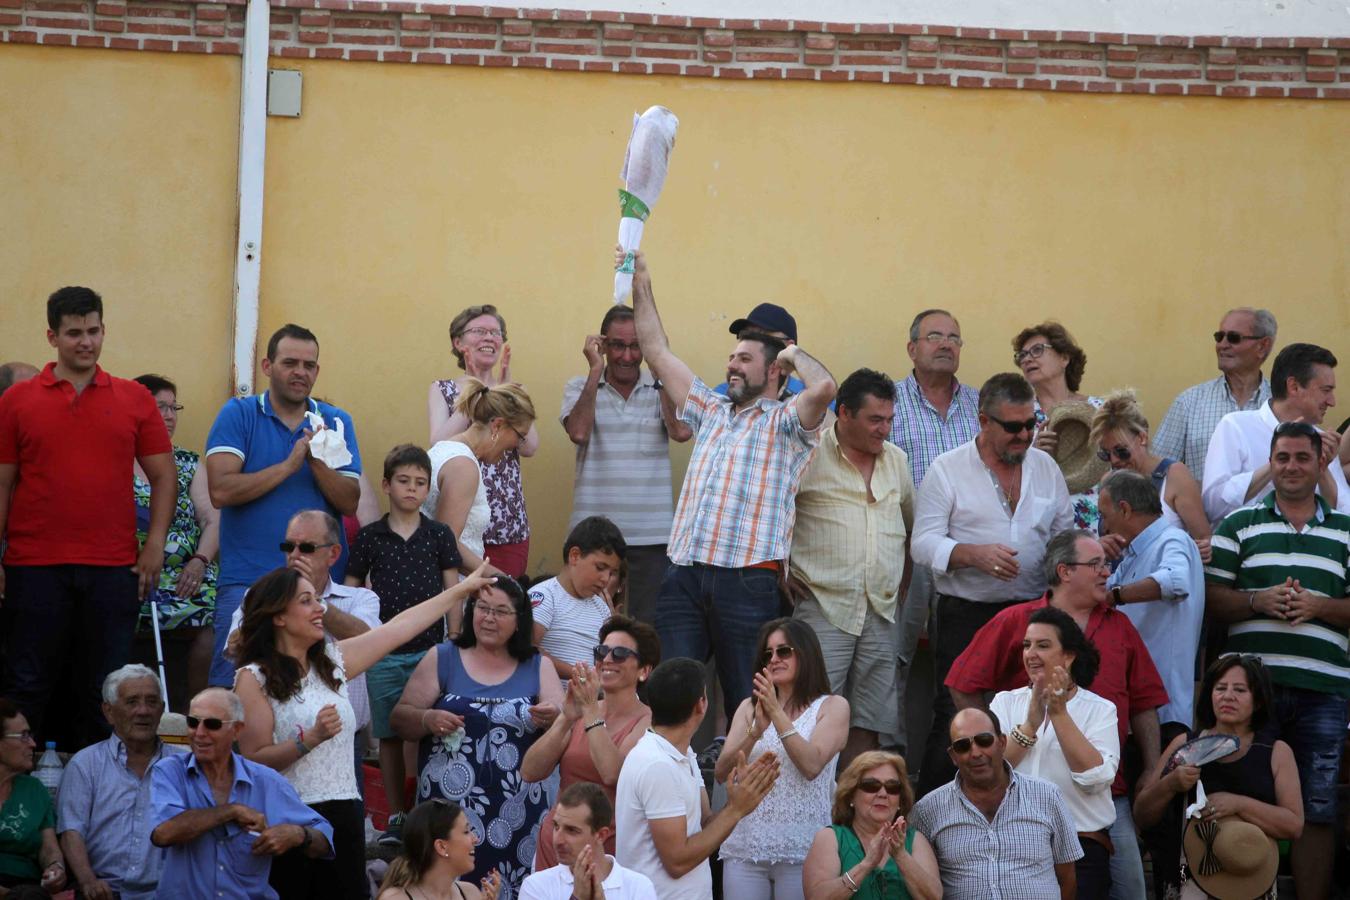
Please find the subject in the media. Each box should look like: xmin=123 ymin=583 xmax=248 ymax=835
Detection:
xmin=1043 ymin=529 xmax=1099 ymax=586
xmin=192 ymin=687 xmax=245 ymax=723
xmin=1100 ymin=469 xmax=1163 ymax=517
xmin=978 ymin=372 xmax=1035 ymax=416
xmin=1229 ymin=307 xmax=1277 ymax=340
xmin=288 ymin=509 xmax=343 ymax=545
xmin=908 ymin=308 xmax=958 ymax=343
xmin=102 ymin=664 xmax=161 ymax=704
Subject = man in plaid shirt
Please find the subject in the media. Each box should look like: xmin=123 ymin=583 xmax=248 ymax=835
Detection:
xmin=623 ymin=247 xmax=837 ymax=717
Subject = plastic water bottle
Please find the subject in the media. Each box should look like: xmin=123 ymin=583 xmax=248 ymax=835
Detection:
xmin=34 ymin=742 xmax=64 ymax=803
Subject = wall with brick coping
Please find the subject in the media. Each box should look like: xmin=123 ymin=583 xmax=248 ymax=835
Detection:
xmin=3 ymin=0 xmax=1349 ymax=98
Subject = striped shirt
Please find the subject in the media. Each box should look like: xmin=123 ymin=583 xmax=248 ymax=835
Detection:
xmin=668 ymin=378 xmax=821 ymax=568
xmin=910 ymin=767 xmax=1082 ymax=900
xmin=529 ymin=576 xmax=611 ymax=671
xmin=561 ymin=368 xmax=674 ymax=546
xmin=1205 ymin=492 xmax=1350 ymax=696
xmin=1153 ymin=374 xmax=1270 ymax=484
xmin=889 ymin=373 xmax=980 ymax=488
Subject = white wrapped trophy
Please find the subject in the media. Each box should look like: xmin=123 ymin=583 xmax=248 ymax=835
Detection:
xmin=614 ymin=105 xmax=678 ymax=303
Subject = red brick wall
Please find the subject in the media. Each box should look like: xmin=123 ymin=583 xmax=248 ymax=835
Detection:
xmin=4 ymin=0 xmax=1349 ymax=98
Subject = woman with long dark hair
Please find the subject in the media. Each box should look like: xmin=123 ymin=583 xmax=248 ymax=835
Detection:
xmin=377 ymin=799 xmax=501 ymax=900
xmin=234 ymin=562 xmax=494 ymax=899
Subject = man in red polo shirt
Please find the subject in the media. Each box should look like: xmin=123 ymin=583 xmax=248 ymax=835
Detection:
xmin=0 ymin=286 xmax=176 ymax=748
xmin=945 ymin=528 xmax=1168 ymax=900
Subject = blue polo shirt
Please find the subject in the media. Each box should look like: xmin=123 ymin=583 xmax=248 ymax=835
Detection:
xmin=205 ymin=393 xmax=361 ymax=587
xmin=150 ymin=751 xmax=334 ymax=900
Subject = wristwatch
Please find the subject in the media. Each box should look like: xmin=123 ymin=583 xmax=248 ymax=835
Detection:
xmin=299 ymin=826 xmax=313 ymax=852
xmin=1111 ymin=586 xmax=1123 ymax=608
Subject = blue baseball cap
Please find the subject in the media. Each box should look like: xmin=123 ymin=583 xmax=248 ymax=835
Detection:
xmin=729 ymin=303 xmax=797 ymax=343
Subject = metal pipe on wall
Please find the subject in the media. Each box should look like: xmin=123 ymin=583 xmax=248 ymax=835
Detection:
xmin=231 ymin=0 xmax=269 ymax=397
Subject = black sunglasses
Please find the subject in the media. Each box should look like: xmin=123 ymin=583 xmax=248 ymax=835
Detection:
xmin=987 ymin=415 xmax=1038 ymax=435
xmin=949 ymin=731 xmax=997 ymax=754
xmin=1214 ymin=331 xmax=1263 ymax=345
xmin=1096 ymin=445 xmax=1131 ymax=462
xmin=186 ymin=716 xmax=235 ymax=731
xmin=279 ymin=541 xmax=336 ymax=555
xmin=1273 ymin=421 xmax=1320 ymax=440
xmin=593 ymin=644 xmax=641 ymax=664
xmin=857 ymin=777 xmax=906 ymax=796
xmin=760 ymin=645 xmax=796 ymax=665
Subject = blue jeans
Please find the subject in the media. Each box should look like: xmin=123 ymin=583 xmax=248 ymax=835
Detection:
xmin=1108 ymin=794 xmax=1147 ymax=900
xmin=656 ymin=563 xmax=783 ymax=717
xmin=209 ymin=583 xmax=249 ymax=687
xmin=1271 ymin=683 xmax=1348 ymax=825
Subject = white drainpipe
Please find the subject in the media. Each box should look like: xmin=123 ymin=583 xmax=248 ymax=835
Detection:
xmin=231 ymin=0 xmax=269 ymax=397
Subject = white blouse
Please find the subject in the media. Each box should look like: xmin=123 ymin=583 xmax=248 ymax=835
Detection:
xmin=423 ymin=440 xmax=490 ymax=558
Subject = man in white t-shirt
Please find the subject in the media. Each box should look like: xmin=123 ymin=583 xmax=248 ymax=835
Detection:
xmin=530 ymin=516 xmax=626 ymax=679
xmin=520 ymin=782 xmax=657 ymax=900
xmin=614 ymin=657 xmax=780 ymax=900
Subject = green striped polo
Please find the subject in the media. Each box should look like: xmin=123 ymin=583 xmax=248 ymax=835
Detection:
xmin=1205 ymin=493 xmax=1350 ymax=697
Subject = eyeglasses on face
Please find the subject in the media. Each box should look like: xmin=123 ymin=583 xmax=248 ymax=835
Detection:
xmin=156 ymin=402 xmax=184 ymax=414
xmin=604 ymin=340 xmax=642 ymax=354
xmin=857 ymin=777 xmax=906 ymax=796
xmin=593 ymin=644 xmax=641 ymax=664
xmin=949 ymin=731 xmax=998 ymax=754
xmin=185 ymin=716 xmax=235 ymax=731
xmin=986 ymin=414 xmax=1038 ymax=435
xmin=474 ymin=603 xmax=517 ymax=619
xmin=1096 ymin=445 xmax=1131 ymax=462
xmin=1013 ymin=342 xmax=1052 ymax=365
xmin=1214 ymin=331 xmax=1263 ymax=345
xmin=920 ymin=332 xmax=964 ymax=347
xmin=1062 ymin=558 xmax=1109 ymax=572
xmin=760 ymin=645 xmax=795 ymax=665
xmin=280 ymin=541 xmax=336 ymax=555
xmin=0 ymin=730 xmax=34 ymax=742
xmin=461 ymin=327 xmax=504 ymax=339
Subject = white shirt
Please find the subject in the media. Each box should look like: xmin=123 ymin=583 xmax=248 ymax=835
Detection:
xmin=1201 ymin=401 xmax=1350 ymax=525
xmin=528 ymin=576 xmax=612 ymax=672
xmin=911 ymin=440 xmax=1074 ymax=603
xmin=615 ymin=731 xmax=710 ymax=900
xmin=423 ymin=440 xmax=490 ymax=557
xmin=989 ymin=685 xmax=1119 ymax=832
xmin=228 ymin=579 xmax=381 ymax=730
xmin=519 ymin=857 xmax=658 ymax=900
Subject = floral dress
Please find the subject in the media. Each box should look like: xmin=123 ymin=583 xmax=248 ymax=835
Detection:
xmin=416 ymin=643 xmax=553 ymax=900
xmin=434 ymin=380 xmax=529 ymax=547
xmin=1033 ymin=397 xmax=1104 ymax=534
xmin=135 ymin=447 xmax=217 ymax=630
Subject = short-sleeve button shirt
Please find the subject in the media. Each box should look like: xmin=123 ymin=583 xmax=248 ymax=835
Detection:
xmin=346 ymin=514 xmax=462 ymax=654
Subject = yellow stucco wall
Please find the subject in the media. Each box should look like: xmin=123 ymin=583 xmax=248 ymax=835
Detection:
xmin=3 ymin=45 xmax=1348 ymax=574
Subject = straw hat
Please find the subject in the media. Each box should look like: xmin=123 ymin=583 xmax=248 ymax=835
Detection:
xmin=1182 ymin=816 xmax=1278 ymax=900
xmin=1047 ymin=401 xmax=1109 ymax=494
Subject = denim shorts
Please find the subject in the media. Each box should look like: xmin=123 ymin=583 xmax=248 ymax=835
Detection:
xmin=366 ymin=650 xmax=428 ymax=739
xmin=1271 ymin=684 xmax=1349 ymax=825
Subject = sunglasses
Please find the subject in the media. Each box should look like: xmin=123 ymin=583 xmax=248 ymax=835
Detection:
xmin=593 ymin=644 xmax=641 ymax=664
xmin=1214 ymin=331 xmax=1263 ymax=345
xmin=279 ymin=541 xmax=335 ymax=555
xmin=186 ymin=716 xmax=236 ymax=731
xmin=987 ymin=415 xmax=1038 ymax=435
xmin=1096 ymin=445 xmax=1131 ymax=462
xmin=949 ymin=731 xmax=998 ymax=754
xmin=1273 ymin=421 xmax=1320 ymax=440
xmin=760 ymin=645 xmax=796 ymax=665
xmin=857 ymin=777 xmax=906 ymax=796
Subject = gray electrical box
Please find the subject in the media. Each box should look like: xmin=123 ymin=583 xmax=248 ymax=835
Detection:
xmin=267 ymin=70 xmax=302 ymax=118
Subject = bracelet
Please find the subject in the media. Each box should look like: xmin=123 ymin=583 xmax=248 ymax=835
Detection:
xmin=294 ymin=735 xmax=310 ymax=757
xmin=188 ymin=554 xmax=211 ymax=567
xmin=842 ymin=870 xmax=860 ymax=892
xmin=585 ymin=719 xmax=607 ymax=732
xmin=299 ymin=826 xmax=313 ymax=852
xmin=777 ymin=728 xmax=799 ymax=742
xmin=1248 ymin=591 xmax=1258 ymax=613
xmin=1010 ymin=725 xmax=1038 ymax=748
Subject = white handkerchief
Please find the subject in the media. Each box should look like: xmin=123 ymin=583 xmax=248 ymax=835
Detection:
xmin=1184 ymin=782 xmax=1209 ymax=820
xmin=304 ymin=411 xmax=353 ymax=469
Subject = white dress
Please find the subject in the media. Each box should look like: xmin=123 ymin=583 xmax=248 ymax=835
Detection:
xmin=238 ymin=642 xmax=359 ymax=805
xmin=424 ymin=440 xmax=490 ymax=558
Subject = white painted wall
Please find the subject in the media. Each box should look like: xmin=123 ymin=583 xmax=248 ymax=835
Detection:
xmin=570 ymin=0 xmax=1350 ymax=37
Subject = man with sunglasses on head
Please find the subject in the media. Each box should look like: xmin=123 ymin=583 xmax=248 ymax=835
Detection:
xmin=150 ymin=687 xmax=334 ymax=900
xmin=1206 ymin=421 xmax=1350 ymax=900
xmin=910 ymin=707 xmax=1082 ymax=900
xmin=1201 ymin=342 xmax=1347 ymax=524
xmin=1153 ymin=308 xmax=1276 ymax=484
xmin=911 ymin=372 xmax=1073 ymax=797
xmin=562 ymin=305 xmax=691 ymax=625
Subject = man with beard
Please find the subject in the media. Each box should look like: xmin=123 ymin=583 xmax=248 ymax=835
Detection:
xmin=562 ymin=304 xmax=691 ymax=624
xmin=622 ymin=247 xmax=836 ymax=721
xmin=910 ymin=372 xmax=1072 ymax=796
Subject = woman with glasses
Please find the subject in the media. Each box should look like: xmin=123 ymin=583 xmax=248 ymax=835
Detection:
xmin=988 ymin=606 xmax=1119 ymax=899
xmin=1134 ymin=655 xmax=1302 ymax=900
xmin=714 ymin=618 xmax=849 ymax=900
xmin=0 ymin=699 xmax=65 ymax=898
xmin=234 ymin=562 xmax=495 ymax=899
xmin=377 ymin=798 xmax=501 ymax=900
xmin=1012 ymin=322 xmax=1105 ymax=532
xmin=428 ymin=305 xmax=539 ymax=578
xmin=520 ymin=614 xmax=658 ymax=869
xmin=132 ymin=373 xmax=220 ymax=701
xmin=391 ymin=578 xmax=565 ymax=899
xmin=802 ymin=750 xmax=941 ymax=900
xmin=1090 ymin=389 xmax=1211 ymax=561
xmin=425 ymin=380 xmax=536 ymax=621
